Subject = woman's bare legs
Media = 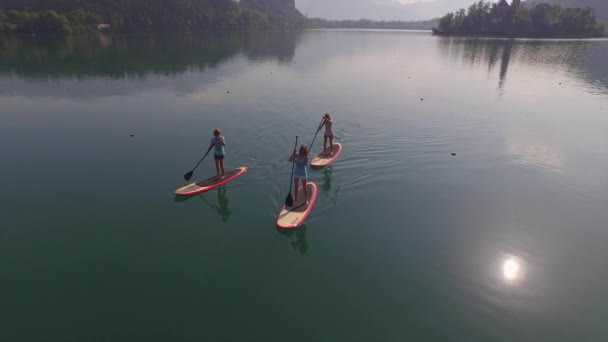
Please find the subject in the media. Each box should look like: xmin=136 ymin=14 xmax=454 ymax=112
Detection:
xmin=215 ymin=159 xmax=221 ymax=178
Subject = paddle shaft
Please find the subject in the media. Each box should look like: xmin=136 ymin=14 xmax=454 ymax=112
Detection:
xmin=288 ymin=136 xmax=299 ymax=193
xmin=190 ymin=149 xmax=212 ymax=174
xmin=184 ymin=139 xmax=221 ymax=180
xmin=308 ymin=118 xmax=325 ymax=152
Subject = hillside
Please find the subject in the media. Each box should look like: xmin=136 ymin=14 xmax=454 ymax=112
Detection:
xmin=525 ymin=0 xmax=608 ymax=24
xmin=0 ymin=0 xmax=305 ymax=33
xmin=435 ymin=0 xmax=605 ymax=38
xmin=240 ymin=0 xmax=305 ymax=29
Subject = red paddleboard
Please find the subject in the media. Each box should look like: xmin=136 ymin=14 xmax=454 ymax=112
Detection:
xmin=174 ymin=167 xmax=248 ymax=196
xmin=276 ymin=182 xmax=319 ymax=229
xmin=310 ymin=143 xmax=342 ymax=168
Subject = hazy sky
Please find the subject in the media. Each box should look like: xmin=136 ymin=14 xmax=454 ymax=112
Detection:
xmin=295 ymin=0 xmax=486 ymax=21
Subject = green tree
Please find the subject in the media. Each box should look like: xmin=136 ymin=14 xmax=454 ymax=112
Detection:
xmin=435 ymin=0 xmax=605 ymax=37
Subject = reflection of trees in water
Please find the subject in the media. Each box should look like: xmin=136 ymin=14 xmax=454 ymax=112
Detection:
xmin=0 ymin=31 xmax=302 ymax=79
xmin=498 ymin=42 xmax=513 ymax=91
xmin=442 ymin=38 xmax=516 ymax=91
xmin=436 ymin=37 xmax=608 ymax=92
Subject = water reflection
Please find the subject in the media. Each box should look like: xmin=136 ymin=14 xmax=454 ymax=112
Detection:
xmin=0 ymin=32 xmax=302 ymax=79
xmin=321 ymin=167 xmax=333 ymax=193
xmin=437 ymin=37 xmax=608 ymax=94
xmin=173 ymin=187 xmax=232 ymax=222
xmin=498 ymin=41 xmax=514 ymax=92
xmin=0 ymin=31 xmax=303 ymax=97
xmin=277 ymin=226 xmax=309 ymax=255
xmin=506 ymin=136 xmax=564 ymax=170
xmin=200 ymin=186 xmax=232 ymax=223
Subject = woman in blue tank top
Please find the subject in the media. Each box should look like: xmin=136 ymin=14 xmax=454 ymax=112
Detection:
xmin=289 ymin=145 xmax=310 ymax=205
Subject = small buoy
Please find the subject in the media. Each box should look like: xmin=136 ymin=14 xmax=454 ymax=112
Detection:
xmin=227 ymin=91 xmax=230 ymax=94
xmin=452 ymin=153 xmax=456 ymax=156
xmin=559 ymin=82 xmax=562 ymax=85
xmin=421 ymin=98 xmax=424 ymax=101
xmin=130 ymin=134 xmax=134 ymax=138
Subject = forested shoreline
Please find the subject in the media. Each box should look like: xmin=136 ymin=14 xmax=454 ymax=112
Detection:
xmin=435 ymin=1 xmax=606 ymax=38
xmin=0 ymin=0 xmax=299 ymax=33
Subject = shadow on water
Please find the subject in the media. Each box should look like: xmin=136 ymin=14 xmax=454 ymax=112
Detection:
xmin=277 ymin=225 xmax=308 ymax=256
xmin=173 ymin=186 xmax=231 ymax=223
xmin=436 ymin=36 xmax=608 ymax=94
xmin=0 ymin=31 xmax=303 ymax=79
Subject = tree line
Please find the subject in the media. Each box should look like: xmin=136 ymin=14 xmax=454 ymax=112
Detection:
xmin=0 ymin=9 xmax=102 ymax=34
xmin=306 ymin=18 xmax=438 ymax=31
xmin=0 ymin=0 xmax=306 ymax=34
xmin=436 ymin=0 xmax=606 ymax=37
xmin=525 ymin=0 xmax=608 ymax=25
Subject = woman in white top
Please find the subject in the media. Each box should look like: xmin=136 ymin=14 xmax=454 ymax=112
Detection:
xmin=319 ymin=113 xmax=334 ymax=155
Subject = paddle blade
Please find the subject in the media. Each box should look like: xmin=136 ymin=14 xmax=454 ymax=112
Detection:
xmin=285 ymin=193 xmax=294 ymax=207
xmin=184 ymin=171 xmax=194 ymax=181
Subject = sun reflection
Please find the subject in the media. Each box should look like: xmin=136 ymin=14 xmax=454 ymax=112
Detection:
xmin=503 ymin=259 xmax=520 ymax=280
xmin=502 ymin=257 xmax=523 ymax=283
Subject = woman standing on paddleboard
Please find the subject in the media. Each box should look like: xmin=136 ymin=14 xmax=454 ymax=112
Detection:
xmin=319 ymin=113 xmax=334 ymax=155
xmin=289 ymin=145 xmax=310 ymax=205
xmin=207 ymin=129 xmax=226 ymax=179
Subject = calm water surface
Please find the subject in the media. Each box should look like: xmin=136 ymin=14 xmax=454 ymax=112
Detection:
xmin=1 ymin=31 xmax=607 ymax=341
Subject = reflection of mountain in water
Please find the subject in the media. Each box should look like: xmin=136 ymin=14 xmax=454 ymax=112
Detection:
xmin=436 ymin=37 xmax=608 ymax=93
xmin=0 ymin=31 xmax=302 ymax=79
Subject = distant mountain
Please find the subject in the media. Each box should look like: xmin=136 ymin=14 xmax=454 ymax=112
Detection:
xmin=525 ymin=0 xmax=608 ymax=24
xmin=306 ymin=18 xmax=438 ymax=30
xmin=296 ymin=0 xmax=475 ymax=21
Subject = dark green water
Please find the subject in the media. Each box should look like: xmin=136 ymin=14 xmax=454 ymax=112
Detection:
xmin=1 ymin=31 xmax=608 ymax=341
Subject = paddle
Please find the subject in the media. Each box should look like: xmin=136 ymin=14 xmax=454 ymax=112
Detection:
xmin=308 ymin=117 xmax=325 ymax=152
xmin=183 ymin=139 xmax=219 ymax=181
xmin=285 ymin=136 xmax=299 ymax=207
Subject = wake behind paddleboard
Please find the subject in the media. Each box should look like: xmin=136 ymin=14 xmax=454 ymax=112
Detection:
xmin=311 ymin=143 xmax=342 ymax=168
xmin=174 ymin=167 xmax=248 ymax=196
xmin=276 ymin=182 xmax=319 ymax=229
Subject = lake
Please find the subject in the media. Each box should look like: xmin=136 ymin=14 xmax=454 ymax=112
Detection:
xmin=1 ymin=30 xmax=607 ymax=341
